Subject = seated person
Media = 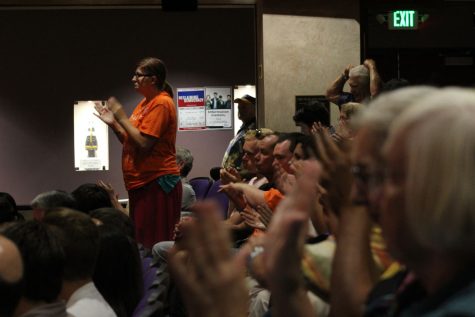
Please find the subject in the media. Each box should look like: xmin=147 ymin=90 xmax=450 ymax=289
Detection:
xmin=335 ymin=102 xmax=364 ymax=140
xmin=0 ymin=192 xmax=24 ymax=224
xmin=293 ymin=102 xmax=332 ymax=135
xmin=71 ymin=183 xmax=114 ymax=214
xmin=2 ymin=221 xmax=68 ymax=316
xmin=30 ymin=190 xmax=77 ymax=220
xmin=43 ymin=208 xmax=116 ymax=317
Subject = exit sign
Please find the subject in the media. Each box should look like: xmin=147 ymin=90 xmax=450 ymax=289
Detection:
xmin=388 ymin=10 xmax=419 ymax=30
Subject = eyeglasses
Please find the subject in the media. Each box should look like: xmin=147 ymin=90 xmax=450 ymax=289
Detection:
xmin=133 ymin=72 xmax=153 ymax=78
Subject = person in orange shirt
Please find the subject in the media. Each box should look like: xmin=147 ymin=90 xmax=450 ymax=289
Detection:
xmin=95 ymin=57 xmax=181 ymax=249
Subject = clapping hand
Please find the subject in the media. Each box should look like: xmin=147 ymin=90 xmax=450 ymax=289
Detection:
xmin=94 ymin=101 xmax=115 ymax=125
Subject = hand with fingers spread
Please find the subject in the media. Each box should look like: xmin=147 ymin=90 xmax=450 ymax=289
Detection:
xmin=94 ymin=101 xmax=116 ymax=126
xmin=310 ymin=121 xmax=327 ymax=136
xmin=96 ymin=180 xmax=125 ymax=212
xmin=169 ymin=201 xmax=248 ymax=317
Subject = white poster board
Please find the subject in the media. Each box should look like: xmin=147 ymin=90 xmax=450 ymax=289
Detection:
xmin=177 ymin=88 xmax=206 ymax=131
xmin=205 ymin=87 xmax=233 ymax=129
xmin=73 ymin=101 xmax=109 ymax=171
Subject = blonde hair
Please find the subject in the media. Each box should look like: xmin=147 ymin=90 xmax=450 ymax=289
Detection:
xmin=386 ymin=87 xmax=475 ymax=252
xmin=244 ymin=128 xmax=274 ymax=141
xmin=341 ymin=102 xmax=364 ymax=119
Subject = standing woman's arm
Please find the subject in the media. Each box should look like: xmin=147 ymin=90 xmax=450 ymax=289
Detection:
xmin=106 ymin=97 xmax=158 ymax=151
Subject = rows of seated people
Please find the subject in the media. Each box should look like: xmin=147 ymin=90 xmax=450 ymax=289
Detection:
xmin=3 ymin=59 xmax=475 ymax=317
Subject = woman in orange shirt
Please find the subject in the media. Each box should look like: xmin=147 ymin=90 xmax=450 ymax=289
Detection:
xmin=95 ymin=57 xmax=181 ymax=249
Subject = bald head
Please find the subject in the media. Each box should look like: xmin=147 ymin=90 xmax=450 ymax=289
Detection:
xmin=0 ymin=235 xmax=23 ymax=317
xmin=0 ymin=235 xmax=22 ymax=283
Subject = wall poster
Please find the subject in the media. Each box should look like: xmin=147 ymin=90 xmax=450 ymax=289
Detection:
xmin=177 ymin=88 xmax=206 ymax=131
xmin=205 ymin=87 xmax=232 ymax=129
xmin=177 ymin=87 xmax=233 ymax=131
xmin=73 ymin=101 xmax=109 ymax=171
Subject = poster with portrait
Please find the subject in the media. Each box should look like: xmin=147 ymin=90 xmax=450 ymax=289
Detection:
xmin=205 ymin=87 xmax=233 ymax=129
xmin=177 ymin=88 xmax=206 ymax=130
xmin=73 ymin=101 xmax=109 ymax=171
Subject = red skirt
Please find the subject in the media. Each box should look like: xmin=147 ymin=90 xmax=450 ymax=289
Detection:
xmin=128 ymin=180 xmax=182 ymax=249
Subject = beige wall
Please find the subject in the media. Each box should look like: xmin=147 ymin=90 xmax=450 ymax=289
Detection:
xmin=261 ymin=14 xmax=360 ymax=132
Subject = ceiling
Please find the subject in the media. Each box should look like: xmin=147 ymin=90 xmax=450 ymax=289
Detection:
xmin=0 ymin=0 xmax=255 ymax=6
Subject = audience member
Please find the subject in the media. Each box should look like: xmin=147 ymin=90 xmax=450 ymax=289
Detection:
xmin=71 ymin=183 xmax=113 ymax=214
xmin=273 ymin=132 xmax=304 ymax=174
xmin=0 ymin=192 xmax=24 ymax=224
xmin=176 ymin=146 xmax=196 ymax=213
xmin=335 ymin=102 xmax=364 ymax=140
xmin=43 ymin=208 xmax=116 ymax=317
xmin=93 ymin=225 xmax=143 ymax=317
xmin=94 ymin=57 xmax=182 ymax=249
xmin=326 ymin=59 xmax=382 ymax=107
xmin=2 ymin=221 xmax=68 ymax=317
xmin=0 ymin=235 xmax=23 ymax=317
xmin=293 ymin=102 xmax=331 ymax=135
xmin=370 ymin=88 xmax=475 ymax=316
xmin=30 ymin=190 xmax=77 ymax=220
xmin=222 ymin=94 xmax=257 ymax=172
xmin=322 ymin=87 xmax=435 ymax=317
xmin=89 ymin=207 xmax=135 ymax=240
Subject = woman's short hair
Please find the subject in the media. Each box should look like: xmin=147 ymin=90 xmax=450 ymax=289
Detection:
xmin=386 ymin=87 xmax=475 ymax=253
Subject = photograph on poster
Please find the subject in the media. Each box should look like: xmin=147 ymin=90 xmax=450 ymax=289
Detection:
xmin=73 ymin=101 xmax=109 ymax=171
xmin=205 ymin=87 xmax=232 ymax=129
xmin=177 ymin=88 xmax=206 ymax=131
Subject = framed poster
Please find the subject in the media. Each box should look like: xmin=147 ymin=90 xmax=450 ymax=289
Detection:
xmin=205 ymin=87 xmax=232 ymax=129
xmin=73 ymin=101 xmax=109 ymax=171
xmin=177 ymin=88 xmax=206 ymax=131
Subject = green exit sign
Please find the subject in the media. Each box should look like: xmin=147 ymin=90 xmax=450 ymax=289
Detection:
xmin=389 ymin=10 xmax=419 ymax=30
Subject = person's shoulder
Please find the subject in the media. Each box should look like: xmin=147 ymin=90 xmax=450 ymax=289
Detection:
xmin=152 ymin=92 xmax=174 ymax=107
xmin=67 ymin=282 xmax=117 ymax=317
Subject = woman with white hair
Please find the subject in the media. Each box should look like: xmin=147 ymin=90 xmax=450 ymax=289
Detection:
xmin=379 ymin=87 xmax=475 ymax=315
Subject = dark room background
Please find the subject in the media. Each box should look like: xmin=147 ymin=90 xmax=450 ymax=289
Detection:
xmin=0 ymin=7 xmax=256 ymax=204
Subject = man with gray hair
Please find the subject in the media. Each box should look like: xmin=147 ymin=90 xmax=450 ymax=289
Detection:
xmin=176 ymin=146 xmax=196 ymax=212
xmin=30 ymin=190 xmax=77 ymax=220
xmin=326 ymin=59 xmax=382 ymax=107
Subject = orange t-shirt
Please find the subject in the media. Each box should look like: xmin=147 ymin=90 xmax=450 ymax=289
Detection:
xmin=263 ymin=188 xmax=284 ymax=211
xmin=122 ymin=92 xmax=180 ymax=190
xmin=252 ymin=188 xmax=284 ymax=236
